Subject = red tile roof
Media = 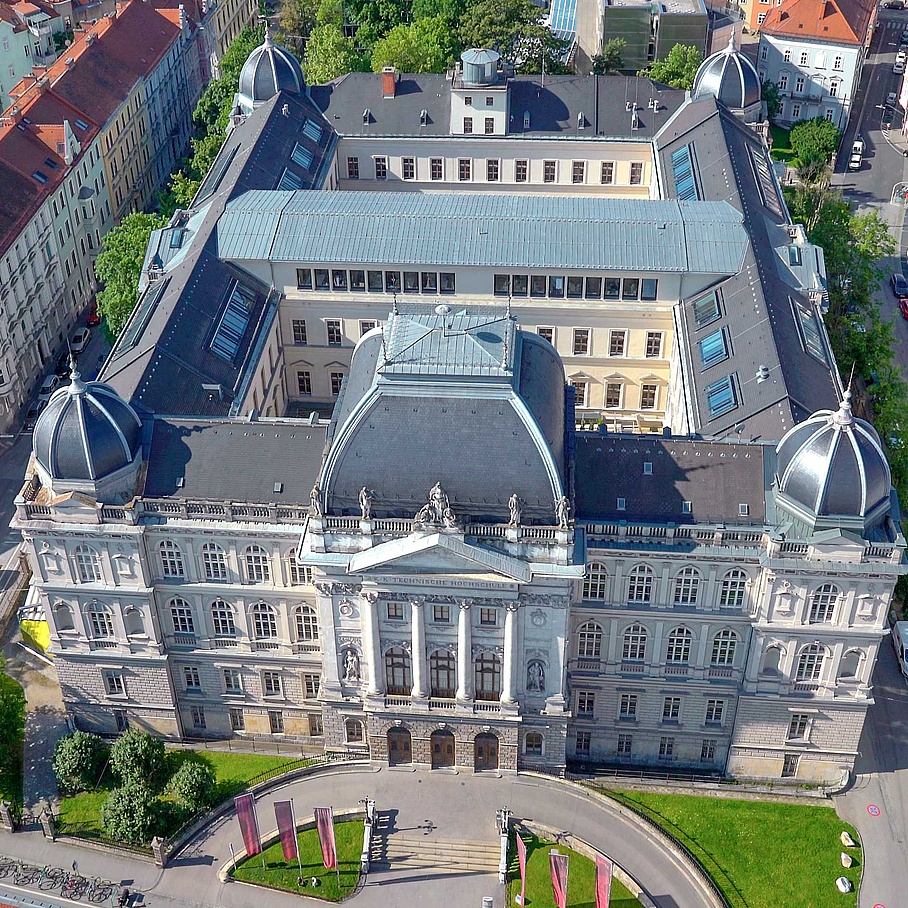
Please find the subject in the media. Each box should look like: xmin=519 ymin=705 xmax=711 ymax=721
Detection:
xmin=760 ymin=0 xmax=877 ymax=46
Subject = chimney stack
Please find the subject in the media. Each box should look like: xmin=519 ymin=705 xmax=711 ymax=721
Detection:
xmin=382 ymin=66 xmax=397 ymax=99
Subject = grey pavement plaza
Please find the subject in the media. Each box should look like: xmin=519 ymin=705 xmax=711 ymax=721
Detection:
xmin=0 ymin=766 xmax=716 ymax=908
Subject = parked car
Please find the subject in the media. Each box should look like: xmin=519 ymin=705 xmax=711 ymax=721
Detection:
xmin=887 ymin=91 xmax=899 ymax=107
xmin=70 ymin=327 xmax=91 ymax=354
xmin=900 ymin=30 xmax=908 ymax=44
xmin=894 ymin=61 xmax=905 ymax=74
xmin=54 ymin=354 xmax=70 ymax=378
xmin=86 ymin=301 xmax=100 ymax=327
xmin=892 ymin=272 xmax=908 ymax=297
xmin=37 ymin=374 xmax=60 ymax=401
xmin=898 ymin=49 xmax=907 ymax=63
xmin=849 ymin=138 xmax=865 ymax=170
xmin=900 ymin=297 xmax=908 ymax=319
xmin=23 ymin=400 xmax=46 ymax=431
xmin=885 ymin=1 xmax=905 ymax=9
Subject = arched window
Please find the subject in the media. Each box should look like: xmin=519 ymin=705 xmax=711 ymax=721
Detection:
xmin=201 ymin=543 xmax=228 ymax=582
xmin=711 ymin=629 xmax=738 ymax=666
xmin=720 ymin=570 xmax=748 ymax=608
xmin=86 ymin=602 xmax=114 ymax=638
xmin=583 ymin=563 xmax=608 ymax=600
xmin=784 ymin=48 xmax=792 ymax=62
xmin=294 ymin=605 xmax=319 ymax=641
xmin=622 ymin=624 xmax=647 ymax=661
xmin=170 ymin=598 xmax=195 ymax=634
xmin=74 ymin=544 xmax=102 ymax=583
xmin=577 ymin=621 xmax=602 ymax=659
xmin=475 ymin=652 xmax=502 ymax=701
xmin=833 ymin=54 xmax=843 ymax=70
xmin=430 ymin=650 xmax=456 ymax=698
xmin=796 ymin=644 xmax=826 ymax=681
xmin=385 ymin=647 xmax=411 ymax=695
xmin=54 ymin=602 xmax=74 ymax=631
xmin=345 ymin=718 xmax=364 ymax=743
xmin=123 ymin=606 xmax=144 ymax=637
xmin=524 ymin=732 xmax=544 ymax=757
xmin=287 ymin=551 xmax=312 ymax=586
xmin=760 ymin=645 xmax=782 ymax=675
xmin=159 ymin=541 xmax=184 ymax=578
xmin=839 ymin=649 xmax=863 ymax=679
xmin=666 ymin=627 xmax=692 ymax=663
xmin=673 ymin=567 xmax=701 ymax=605
xmin=627 ymin=565 xmax=653 ymax=604
xmin=245 ymin=545 xmax=271 ymax=584
xmin=808 ymin=584 xmax=839 ymax=623
xmin=211 ymin=599 xmax=236 ymax=637
xmin=251 ymin=602 xmax=277 ymax=639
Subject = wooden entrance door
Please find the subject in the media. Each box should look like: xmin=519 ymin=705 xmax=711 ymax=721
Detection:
xmin=387 ymin=728 xmax=412 ymax=765
xmin=430 ymin=730 xmax=456 ymax=768
xmin=474 ymin=733 xmax=499 ymax=770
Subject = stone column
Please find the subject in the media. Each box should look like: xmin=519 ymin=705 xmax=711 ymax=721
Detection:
xmin=362 ymin=595 xmax=384 ymax=696
xmin=501 ymin=603 xmax=519 ymax=704
xmin=411 ymin=600 xmax=428 ymax=699
xmin=456 ymin=600 xmax=473 ymax=701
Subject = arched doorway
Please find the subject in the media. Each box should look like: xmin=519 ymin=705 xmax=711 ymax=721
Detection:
xmin=430 ymin=729 xmax=455 ymax=768
xmin=387 ymin=728 xmax=412 ymax=765
xmin=474 ymin=733 xmax=499 ymax=771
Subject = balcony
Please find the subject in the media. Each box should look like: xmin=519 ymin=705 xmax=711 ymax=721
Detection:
xmin=664 ymin=664 xmax=689 ymax=676
xmin=292 ymin=642 xmax=320 ymax=655
xmin=88 ymin=639 xmax=118 ymax=650
xmin=707 ymin=667 xmax=734 ymax=679
xmin=168 ymin=633 xmax=197 ymax=648
xmin=253 ymin=640 xmax=280 ymax=651
xmin=619 ymin=661 xmax=646 ymax=673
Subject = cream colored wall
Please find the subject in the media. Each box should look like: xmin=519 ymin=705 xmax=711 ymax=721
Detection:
xmin=450 ymin=86 xmax=508 ymax=135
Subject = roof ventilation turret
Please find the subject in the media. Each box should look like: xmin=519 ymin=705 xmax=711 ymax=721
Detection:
xmin=461 ymin=48 xmax=500 ymax=86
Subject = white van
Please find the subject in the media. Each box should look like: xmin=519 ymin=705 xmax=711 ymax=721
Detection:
xmin=892 ymin=621 xmax=908 ymax=678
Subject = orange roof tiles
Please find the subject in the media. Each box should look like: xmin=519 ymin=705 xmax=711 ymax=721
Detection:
xmin=760 ymin=0 xmax=877 ymax=46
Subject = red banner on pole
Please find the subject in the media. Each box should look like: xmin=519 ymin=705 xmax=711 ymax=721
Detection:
xmin=550 ymin=852 xmax=569 ymax=908
xmin=234 ymin=794 xmax=261 ymax=856
xmin=314 ymin=807 xmax=337 ymax=869
xmin=274 ymin=800 xmax=298 ymax=862
xmin=595 ymin=854 xmax=613 ymax=908
xmin=516 ymin=835 xmax=527 ymax=905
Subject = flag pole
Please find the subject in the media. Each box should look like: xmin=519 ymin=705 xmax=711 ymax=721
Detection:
xmin=332 ymin=806 xmax=340 ymax=890
xmin=292 ymin=800 xmax=302 ymax=880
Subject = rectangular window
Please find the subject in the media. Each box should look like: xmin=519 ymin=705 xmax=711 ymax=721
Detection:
xmin=330 ymin=372 xmax=345 ymax=395
xmin=699 ymin=329 xmax=728 ymax=368
xmin=433 ymin=605 xmax=450 ymax=623
xmin=368 ymin=270 xmax=384 ymax=292
xmin=263 ymin=671 xmax=282 ymax=698
xmin=485 ymin=117 xmax=495 ymax=134
xmin=619 ymin=694 xmax=637 ymax=719
xmin=629 ymin=162 xmax=644 ymax=185
xmin=184 ymin=666 xmax=201 ymax=690
xmin=292 ymin=319 xmax=308 ymax=344
xmin=572 ymin=161 xmax=585 ymax=184
xmin=645 ymin=332 xmax=662 ymax=358
xmin=609 ymin=330 xmax=626 ymax=357
xmin=705 ymin=376 xmax=737 ymax=418
xmin=575 ymin=731 xmax=591 ymax=755
xmin=332 ymin=269 xmax=348 ymax=291
xmin=573 ymin=329 xmax=591 ymax=355
xmin=567 ymin=277 xmax=583 ymax=298
xmin=229 ymin=708 xmax=245 ymax=731
xmin=402 ymin=157 xmax=415 ymax=180
xmin=543 ymin=160 xmax=556 ymax=182
xmin=440 ymin=272 xmax=456 ymax=293
xmin=788 ymin=713 xmax=810 ymax=740
xmin=530 ymin=275 xmax=547 ymax=297
xmin=303 ymin=673 xmax=320 ymax=698
xmin=641 ymin=278 xmax=658 ymax=301
xmin=463 ymin=117 xmax=473 ymax=134
xmin=315 ymin=268 xmax=330 ymax=290
xmin=705 ymin=699 xmax=725 ymax=725
xmin=465 ymin=96 xmax=473 ymax=105
xmin=494 ymin=274 xmax=510 ymax=296
xmin=603 ymin=277 xmax=620 ymax=299
xmin=387 ymin=602 xmax=404 ymax=620
xmin=297 ymin=370 xmax=311 ymax=395
xmin=346 ymin=157 xmax=359 ymax=179
xmin=223 ymin=669 xmax=242 ymax=693
xmin=585 ymin=277 xmax=602 ymax=299
xmin=459 ymin=159 xmax=472 ymax=181
xmin=385 ymin=271 xmax=401 ymax=292
xmin=487 ymin=159 xmax=500 ymax=181
xmin=190 ymin=706 xmax=206 ymax=729
xmin=577 ymin=691 xmax=595 ymax=715
xmin=549 ymin=275 xmax=565 ymax=298
xmin=617 ymin=733 xmax=633 ymax=755
xmin=350 ymin=270 xmax=366 ymax=290
xmin=309 ymin=713 xmax=324 ymax=736
xmin=296 ymin=268 xmax=312 ymax=290
xmin=269 ymin=710 xmax=284 ymax=733
xmin=512 ymin=274 xmax=528 ymax=296
xmin=662 ymin=697 xmax=681 ymax=721
xmin=659 ymin=736 xmax=675 ymax=758
xmin=537 ymin=326 xmax=554 ymax=344
xmin=421 ymin=272 xmax=438 ymax=292
xmin=404 ymin=272 xmax=420 ymax=293
xmin=670 ymin=145 xmax=698 ymax=201
xmin=601 ymin=161 xmax=615 ymax=184
xmin=693 ymin=291 xmax=720 ymax=328
xmin=360 ymin=320 xmax=378 ymax=336
xmin=572 ymin=381 xmax=587 ymax=408
xmin=374 ymin=156 xmax=387 ymax=180
xmin=700 ymin=739 xmax=717 ymax=762
xmin=326 ymin=319 xmax=342 ymax=346
xmin=622 ymin=278 xmax=640 ymax=300
xmin=430 ymin=158 xmax=443 ymax=180
xmin=515 ymin=160 xmax=528 ymax=182
xmin=480 ymin=608 xmax=497 ymax=626
xmin=640 ymin=384 xmax=658 ymax=410
xmin=104 ymin=671 xmax=125 ymax=696
xmin=606 ymin=383 xmax=622 ymax=409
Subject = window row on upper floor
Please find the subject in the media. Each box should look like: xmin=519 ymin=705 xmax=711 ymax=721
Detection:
xmin=157 ymin=541 xmax=312 ymax=586
xmin=760 ymin=44 xmax=846 ymax=72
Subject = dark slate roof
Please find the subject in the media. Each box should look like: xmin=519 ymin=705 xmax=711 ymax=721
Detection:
xmin=574 ymin=433 xmax=770 ymax=525
xmin=99 ymin=90 xmax=335 ymax=417
xmin=143 ymin=418 xmax=329 ymax=504
xmin=655 ymin=97 xmax=840 ymax=441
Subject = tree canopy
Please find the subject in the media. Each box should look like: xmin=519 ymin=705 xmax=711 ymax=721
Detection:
xmin=305 ymin=24 xmax=370 ymax=84
xmin=592 ymin=38 xmax=626 ymax=75
xmin=789 ymin=117 xmax=841 ymax=168
xmin=639 ymin=43 xmax=703 ymax=90
xmin=371 ymin=16 xmax=459 ymax=73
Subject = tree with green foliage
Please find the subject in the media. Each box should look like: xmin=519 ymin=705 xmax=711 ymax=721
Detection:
xmin=279 ymin=0 xmax=322 ymax=52
xmin=95 ymin=213 xmax=166 ymax=338
xmin=761 ymin=79 xmax=782 ymax=122
xmin=101 ymin=782 xmax=159 ymax=845
xmin=305 ymin=23 xmax=370 ymax=84
xmin=52 ymin=732 xmax=107 ymax=796
xmin=371 ymin=16 xmax=459 ymax=72
xmin=789 ymin=117 xmax=841 ymax=172
xmin=109 ymin=729 xmax=167 ymax=790
xmin=168 ymin=762 xmax=217 ymax=812
xmin=347 ymin=0 xmax=411 ymax=51
xmin=591 ymin=38 xmax=626 ymax=74
xmin=639 ymin=43 xmax=703 ymax=90
xmin=0 ymin=667 xmax=24 ymax=806
xmin=411 ymin=0 xmax=465 ymax=23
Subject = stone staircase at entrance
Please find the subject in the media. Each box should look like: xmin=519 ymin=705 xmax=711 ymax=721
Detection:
xmin=371 ymin=834 xmax=499 ymax=873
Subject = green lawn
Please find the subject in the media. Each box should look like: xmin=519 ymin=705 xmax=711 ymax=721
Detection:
xmin=770 ymin=124 xmax=795 ymax=163
xmin=507 ymin=831 xmax=640 ymax=908
xmin=0 ymin=671 xmax=25 ymax=806
xmin=58 ymin=749 xmax=297 ymax=841
xmin=607 ymin=790 xmax=860 ymax=908
xmin=233 ymin=819 xmax=364 ymax=900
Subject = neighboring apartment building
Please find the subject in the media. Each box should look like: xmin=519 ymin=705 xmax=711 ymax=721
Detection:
xmin=757 ymin=0 xmax=875 ymax=128
xmin=0 ymin=0 xmax=61 ymax=110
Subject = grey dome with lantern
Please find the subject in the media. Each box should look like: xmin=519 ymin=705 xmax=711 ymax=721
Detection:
xmin=237 ymin=30 xmax=304 ymax=112
xmin=693 ymin=35 xmax=762 ymax=119
xmin=774 ymin=393 xmax=892 ymax=535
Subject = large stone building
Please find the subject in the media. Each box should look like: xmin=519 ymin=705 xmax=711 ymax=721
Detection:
xmin=10 ymin=37 xmax=906 ymax=782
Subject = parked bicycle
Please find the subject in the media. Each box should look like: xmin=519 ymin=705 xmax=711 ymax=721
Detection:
xmin=62 ymin=871 xmax=89 ymax=900
xmin=14 ymin=862 xmax=41 ymax=886
xmin=39 ymin=865 xmax=66 ymax=891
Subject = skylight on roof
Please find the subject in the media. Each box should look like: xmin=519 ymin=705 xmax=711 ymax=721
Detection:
xmin=670 ymin=144 xmax=699 ymax=201
xmin=699 ymin=329 xmax=728 ymax=369
xmin=115 ymin=278 xmax=169 ymax=358
xmin=749 ymin=146 xmax=784 ymax=220
xmin=792 ymin=296 xmax=827 ymax=361
xmin=277 ymin=168 xmax=304 ymax=191
xmin=290 ymin=142 xmax=313 ymax=170
xmin=195 ymin=144 xmax=239 ymax=205
xmin=74 ymin=118 xmax=89 ymax=131
xmin=302 ymin=119 xmax=322 ymax=143
xmin=692 ymin=290 xmax=720 ymax=328
xmin=32 ymin=171 xmax=48 ymax=185
xmin=705 ymin=375 xmax=737 ymax=418
xmin=169 ymin=228 xmax=185 ymax=249
xmin=44 ymin=157 xmax=59 ymax=171
xmin=210 ymin=282 xmax=255 ymax=362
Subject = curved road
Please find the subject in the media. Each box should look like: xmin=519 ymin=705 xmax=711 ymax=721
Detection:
xmin=0 ymin=766 xmax=716 ymax=908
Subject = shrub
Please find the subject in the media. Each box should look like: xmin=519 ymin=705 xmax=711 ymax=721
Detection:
xmin=101 ymin=782 xmax=159 ymax=845
xmin=168 ymin=761 xmax=216 ymax=812
xmin=109 ymin=730 xmax=166 ymax=790
xmin=52 ymin=732 xmax=107 ymax=795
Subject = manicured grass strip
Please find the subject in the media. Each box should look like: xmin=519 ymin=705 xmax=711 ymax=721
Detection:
xmin=0 ymin=671 xmax=25 ymax=805
xmin=506 ymin=830 xmax=640 ymax=908
xmin=770 ymin=125 xmax=795 ymax=163
xmin=608 ymin=790 xmax=860 ymax=908
xmin=233 ymin=819 xmax=363 ymax=901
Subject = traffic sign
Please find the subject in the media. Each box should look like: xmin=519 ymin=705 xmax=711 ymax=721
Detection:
xmin=867 ymin=804 xmax=881 ymax=816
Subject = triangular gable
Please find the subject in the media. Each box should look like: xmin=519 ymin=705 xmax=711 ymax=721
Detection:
xmin=347 ymin=532 xmax=531 ymax=582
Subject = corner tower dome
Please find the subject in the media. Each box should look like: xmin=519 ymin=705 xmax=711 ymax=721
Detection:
xmin=775 ymin=393 xmax=892 ymax=534
xmin=237 ymin=30 xmax=304 ymax=110
xmin=33 ymin=367 xmax=142 ymax=483
xmin=693 ymin=34 xmax=761 ymax=112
